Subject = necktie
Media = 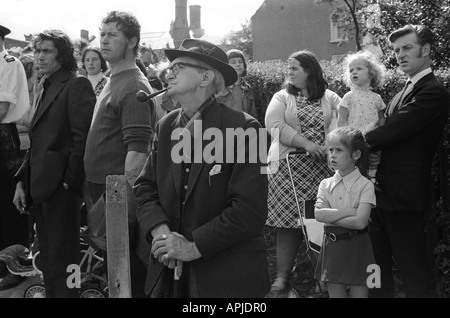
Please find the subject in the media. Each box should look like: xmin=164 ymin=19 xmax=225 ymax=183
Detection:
xmin=398 ymin=80 xmax=412 ymax=109
xmin=29 ymin=76 xmax=49 ymax=126
xmin=389 ymin=80 xmax=412 ymax=116
xmin=32 ymin=77 xmax=46 ymax=108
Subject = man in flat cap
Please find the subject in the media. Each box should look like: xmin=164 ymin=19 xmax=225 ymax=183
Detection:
xmin=134 ymin=38 xmax=270 ymax=298
xmin=0 ymin=24 xmax=30 ymax=285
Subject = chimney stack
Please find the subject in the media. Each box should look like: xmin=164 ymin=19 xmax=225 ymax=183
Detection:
xmin=170 ymin=0 xmax=205 ymax=48
xmin=80 ymin=29 xmax=89 ymax=41
xmin=189 ymin=5 xmax=205 ymax=38
xmin=170 ymin=0 xmax=190 ymax=49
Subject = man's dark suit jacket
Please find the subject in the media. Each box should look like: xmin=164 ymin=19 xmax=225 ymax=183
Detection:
xmin=15 ymin=69 xmax=95 ymax=203
xmin=134 ymin=99 xmax=270 ymax=298
xmin=366 ymin=72 xmax=450 ymax=211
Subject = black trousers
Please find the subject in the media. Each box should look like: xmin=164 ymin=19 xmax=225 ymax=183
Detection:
xmin=33 ymin=186 xmax=81 ymax=298
xmin=0 ymin=123 xmax=29 ymax=251
xmin=368 ymin=208 xmax=433 ymax=298
xmin=0 ymin=170 xmax=29 ymax=251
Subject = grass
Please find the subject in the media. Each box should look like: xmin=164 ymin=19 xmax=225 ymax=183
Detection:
xmin=264 ymin=224 xmax=450 ymax=298
xmin=264 ymin=226 xmax=327 ymax=298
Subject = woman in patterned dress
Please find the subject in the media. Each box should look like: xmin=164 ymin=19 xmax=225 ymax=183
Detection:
xmin=265 ymin=50 xmax=341 ymax=297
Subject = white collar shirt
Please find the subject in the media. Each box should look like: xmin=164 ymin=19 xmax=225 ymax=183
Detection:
xmin=0 ymin=49 xmax=30 ymax=123
xmin=408 ymin=67 xmax=432 ymax=86
xmin=315 ymin=167 xmax=376 ymax=215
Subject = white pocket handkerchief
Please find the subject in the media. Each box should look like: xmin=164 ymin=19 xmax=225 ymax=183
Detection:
xmin=209 ymin=164 xmax=222 ymax=176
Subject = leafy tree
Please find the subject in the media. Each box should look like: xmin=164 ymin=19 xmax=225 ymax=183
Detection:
xmin=316 ymin=0 xmax=450 ymax=68
xmin=374 ymin=0 xmax=450 ymax=69
xmin=315 ymin=0 xmax=376 ymax=51
xmin=220 ymin=20 xmax=253 ymax=60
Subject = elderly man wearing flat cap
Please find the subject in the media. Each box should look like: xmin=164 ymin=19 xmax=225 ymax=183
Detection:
xmin=134 ymin=38 xmax=270 ymax=298
xmin=0 ymin=24 xmax=30 ymax=262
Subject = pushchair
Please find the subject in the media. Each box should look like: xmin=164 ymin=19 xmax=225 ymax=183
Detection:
xmin=0 ymin=244 xmax=41 ymax=294
xmin=285 ymin=151 xmax=327 ymax=297
xmin=77 ymin=191 xmax=109 ymax=297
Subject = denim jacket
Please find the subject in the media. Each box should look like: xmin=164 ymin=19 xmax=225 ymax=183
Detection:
xmin=216 ymin=79 xmax=257 ymax=118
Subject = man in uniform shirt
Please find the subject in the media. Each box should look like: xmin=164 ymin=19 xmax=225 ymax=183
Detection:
xmin=0 ymin=24 xmax=30 ymax=267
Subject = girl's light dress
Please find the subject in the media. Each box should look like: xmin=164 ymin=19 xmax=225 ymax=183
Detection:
xmin=339 ymin=87 xmax=386 ymax=134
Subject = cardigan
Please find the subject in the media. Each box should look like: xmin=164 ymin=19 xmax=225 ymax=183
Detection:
xmin=265 ymin=88 xmax=341 ymax=163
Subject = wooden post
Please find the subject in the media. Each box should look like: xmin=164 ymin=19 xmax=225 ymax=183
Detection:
xmin=106 ymin=175 xmax=132 ymax=298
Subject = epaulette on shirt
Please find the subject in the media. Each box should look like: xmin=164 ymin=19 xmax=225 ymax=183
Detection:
xmin=4 ymin=54 xmax=15 ymax=63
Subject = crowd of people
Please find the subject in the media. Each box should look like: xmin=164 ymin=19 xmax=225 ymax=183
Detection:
xmin=0 ymin=11 xmax=449 ymax=299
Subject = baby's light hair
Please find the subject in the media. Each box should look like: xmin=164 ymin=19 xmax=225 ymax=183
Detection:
xmin=342 ymin=51 xmax=386 ymax=89
xmin=326 ymin=127 xmax=369 ymax=178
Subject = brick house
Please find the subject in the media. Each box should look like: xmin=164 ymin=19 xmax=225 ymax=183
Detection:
xmin=251 ymin=0 xmax=355 ymax=62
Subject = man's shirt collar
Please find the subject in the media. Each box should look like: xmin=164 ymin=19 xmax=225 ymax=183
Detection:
xmin=409 ymin=67 xmax=432 ymax=86
xmin=175 ymin=96 xmax=215 ymax=143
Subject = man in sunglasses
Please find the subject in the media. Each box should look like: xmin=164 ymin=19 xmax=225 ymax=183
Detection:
xmin=134 ymin=39 xmax=270 ymax=298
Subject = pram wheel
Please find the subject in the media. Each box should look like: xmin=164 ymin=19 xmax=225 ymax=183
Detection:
xmin=24 ymin=283 xmax=46 ymax=298
xmin=79 ymin=286 xmax=107 ymax=298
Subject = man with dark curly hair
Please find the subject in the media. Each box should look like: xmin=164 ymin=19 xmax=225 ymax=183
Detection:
xmin=13 ymin=29 xmax=96 ymax=298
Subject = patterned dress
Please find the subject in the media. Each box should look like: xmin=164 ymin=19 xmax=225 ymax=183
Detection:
xmin=266 ymin=94 xmax=334 ymax=228
xmin=339 ymin=87 xmax=386 ymax=134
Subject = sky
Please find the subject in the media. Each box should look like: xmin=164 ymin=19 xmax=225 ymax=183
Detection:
xmin=2 ymin=0 xmax=265 ymax=49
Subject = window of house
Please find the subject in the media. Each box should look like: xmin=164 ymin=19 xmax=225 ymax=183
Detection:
xmin=330 ymin=19 xmax=347 ymax=43
xmin=365 ymin=3 xmax=382 ymax=29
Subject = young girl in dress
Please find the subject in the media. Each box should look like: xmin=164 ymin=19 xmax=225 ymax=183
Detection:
xmin=337 ymin=51 xmax=386 ymax=187
xmin=314 ymin=126 xmax=376 ymax=298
